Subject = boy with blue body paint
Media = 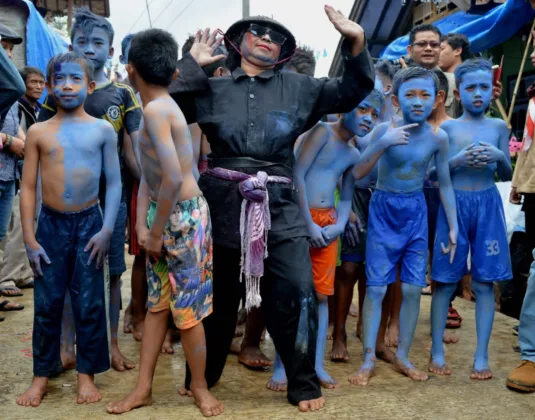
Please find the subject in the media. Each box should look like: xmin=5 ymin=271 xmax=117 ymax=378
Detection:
xmin=429 ymin=58 xmax=512 ymax=380
xmin=38 ymin=8 xmax=142 ymax=373
xmin=349 ymin=67 xmax=458 ymax=386
xmin=17 ymin=52 xmax=121 ymax=407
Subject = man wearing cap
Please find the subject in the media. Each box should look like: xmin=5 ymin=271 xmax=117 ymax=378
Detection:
xmin=0 ymin=24 xmax=27 ymax=304
xmin=170 ymin=6 xmax=373 ymax=411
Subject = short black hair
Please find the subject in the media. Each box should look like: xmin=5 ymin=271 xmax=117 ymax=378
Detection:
xmin=393 ymin=66 xmax=439 ymax=96
xmin=46 ymin=52 xmax=94 ymax=84
xmin=202 ymin=45 xmax=229 ymax=77
xmin=454 ymin=58 xmax=492 ymax=87
xmin=375 ymin=59 xmax=395 ymax=82
xmin=71 ymin=7 xmax=114 ymax=45
xmin=121 ymin=33 xmax=134 ymax=57
xmin=431 ymin=68 xmax=449 ymax=95
xmin=409 ymin=24 xmax=442 ymax=45
xmin=442 ymin=33 xmax=473 ymax=62
xmin=286 ymin=45 xmax=316 ymax=76
xmin=182 ymin=34 xmax=195 ymax=57
xmin=19 ymin=66 xmax=45 ymax=84
xmin=129 ymin=29 xmax=178 ymax=87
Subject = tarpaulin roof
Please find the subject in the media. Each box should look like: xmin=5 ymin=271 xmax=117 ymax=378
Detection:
xmin=380 ymin=0 xmax=535 ymax=59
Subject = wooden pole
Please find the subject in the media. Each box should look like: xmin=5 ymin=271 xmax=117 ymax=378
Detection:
xmin=67 ymin=0 xmax=73 ymax=30
xmin=495 ymin=98 xmax=510 ymax=127
xmin=508 ymin=19 xmax=535 ymax=123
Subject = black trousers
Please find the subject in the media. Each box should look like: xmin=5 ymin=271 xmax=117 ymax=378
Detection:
xmin=184 ymin=238 xmax=322 ymax=405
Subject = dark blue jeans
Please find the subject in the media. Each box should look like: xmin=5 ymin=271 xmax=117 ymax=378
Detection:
xmin=0 ymin=180 xmax=15 ymax=241
xmin=33 ymin=203 xmax=110 ymax=377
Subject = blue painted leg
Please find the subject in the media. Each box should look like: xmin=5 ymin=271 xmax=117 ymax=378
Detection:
xmin=60 ymin=290 xmax=76 ymax=370
xmin=315 ymin=298 xmax=339 ymax=388
xmin=471 ymin=280 xmax=495 ymax=380
xmin=429 ymin=282 xmax=457 ymax=375
xmin=393 ymin=283 xmax=429 ymax=381
xmin=349 ymin=285 xmax=386 ymax=385
xmin=266 ymin=352 xmax=287 ymax=392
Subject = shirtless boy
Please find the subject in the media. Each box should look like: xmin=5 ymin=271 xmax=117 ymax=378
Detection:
xmin=106 ymin=29 xmax=222 ymax=417
xmin=350 ymin=66 xmax=458 ymax=386
xmin=16 ymin=52 xmax=122 ymax=407
xmin=429 ymin=58 xmax=512 ymax=380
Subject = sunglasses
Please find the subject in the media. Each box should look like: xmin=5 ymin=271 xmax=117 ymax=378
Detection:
xmin=412 ymin=41 xmax=441 ymax=49
xmin=248 ymin=24 xmax=287 ymax=46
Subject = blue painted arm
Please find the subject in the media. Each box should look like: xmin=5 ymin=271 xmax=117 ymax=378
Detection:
xmin=493 ymin=120 xmax=512 ymax=181
xmin=101 ymin=125 xmax=122 ymax=233
xmin=333 ymin=168 xmax=354 ymax=232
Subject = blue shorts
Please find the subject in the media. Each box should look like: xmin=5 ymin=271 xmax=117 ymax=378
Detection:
xmin=431 ymin=186 xmax=512 ymax=283
xmin=105 ymin=199 xmax=127 ymax=277
xmin=366 ymin=189 xmax=428 ymax=288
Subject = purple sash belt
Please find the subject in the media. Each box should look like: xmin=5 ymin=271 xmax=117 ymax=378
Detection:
xmin=206 ymin=167 xmax=292 ymax=310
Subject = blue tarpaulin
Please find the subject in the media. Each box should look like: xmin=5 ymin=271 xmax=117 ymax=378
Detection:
xmin=22 ymin=0 xmax=69 ymax=101
xmin=380 ymin=0 xmax=535 ymax=60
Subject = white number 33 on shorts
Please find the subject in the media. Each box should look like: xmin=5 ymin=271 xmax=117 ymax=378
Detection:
xmin=485 ymin=240 xmax=500 ymax=257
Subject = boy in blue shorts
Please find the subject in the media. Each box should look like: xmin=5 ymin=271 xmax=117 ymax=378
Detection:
xmin=429 ymin=58 xmax=512 ymax=380
xmin=349 ymin=67 xmax=458 ymax=386
xmin=38 ymin=8 xmax=142 ymax=372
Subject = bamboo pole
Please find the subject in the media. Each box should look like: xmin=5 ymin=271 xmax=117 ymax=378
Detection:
xmin=495 ymin=98 xmax=510 ymax=127
xmin=508 ymin=19 xmax=535 ymax=123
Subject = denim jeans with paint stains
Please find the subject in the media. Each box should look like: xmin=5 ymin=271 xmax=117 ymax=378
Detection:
xmin=0 ymin=180 xmax=15 ymax=242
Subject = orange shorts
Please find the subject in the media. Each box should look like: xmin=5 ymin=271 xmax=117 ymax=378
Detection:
xmin=309 ymin=207 xmax=338 ymax=296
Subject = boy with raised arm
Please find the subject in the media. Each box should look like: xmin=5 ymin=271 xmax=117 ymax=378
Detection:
xmin=429 ymin=59 xmax=513 ymax=380
xmin=16 ymin=52 xmax=121 ymax=407
xmin=349 ymin=67 xmax=458 ymax=386
xmin=106 ymin=29 xmax=221 ymax=417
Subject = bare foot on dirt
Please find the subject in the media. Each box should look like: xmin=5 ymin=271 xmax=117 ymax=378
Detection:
xmin=317 ymin=371 xmax=340 ymax=389
xmin=77 ymin=374 xmax=102 ymax=404
xmin=238 ymin=346 xmax=273 ymax=368
xmin=161 ymin=329 xmax=174 ymax=354
xmin=106 ymin=389 xmax=153 ymax=414
xmin=348 ymin=361 xmax=376 ymax=386
xmin=384 ymin=324 xmax=399 ymax=347
xmin=266 ymin=378 xmax=287 ymax=392
xmin=123 ymin=304 xmax=133 ymax=334
xmin=376 ymin=343 xmax=396 ymax=364
xmin=327 ymin=323 xmax=334 ymax=340
xmin=112 ymin=346 xmax=136 ymax=371
xmin=297 ymin=397 xmax=325 ymax=412
xmin=428 ymin=359 xmax=452 ymax=375
xmin=349 ymin=303 xmax=358 ymax=317
xmin=443 ymin=331 xmax=459 ymax=344
xmin=331 ymin=336 xmax=350 ymax=362
xmin=230 ymin=340 xmax=241 ymax=355
xmin=61 ymin=350 xmax=76 ymax=370
xmin=16 ymin=377 xmax=48 ymax=407
xmin=132 ymin=318 xmax=144 ymax=342
xmin=471 ymin=368 xmax=493 ymax=380
xmin=192 ymin=387 xmax=224 ymax=417
xmin=178 ymin=387 xmax=193 ymax=397
xmin=393 ymin=358 xmax=429 ymax=381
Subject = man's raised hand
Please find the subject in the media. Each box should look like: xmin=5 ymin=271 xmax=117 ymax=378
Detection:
xmin=189 ymin=28 xmax=226 ymax=68
xmin=325 ymin=5 xmax=365 ymax=54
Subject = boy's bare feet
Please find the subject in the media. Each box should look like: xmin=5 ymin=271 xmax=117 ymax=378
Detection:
xmin=132 ymin=318 xmax=144 ymax=342
xmin=348 ymin=361 xmax=376 ymax=386
xmin=318 ymin=371 xmax=340 ymax=389
xmin=327 ymin=323 xmax=334 ymax=340
xmin=191 ymin=387 xmax=224 ymax=417
xmin=471 ymin=368 xmax=493 ymax=380
xmin=297 ymin=397 xmax=325 ymax=412
xmin=123 ymin=303 xmax=133 ymax=334
xmin=443 ymin=331 xmax=459 ymax=344
xmin=331 ymin=334 xmax=350 ymax=362
xmin=112 ymin=346 xmax=136 ymax=371
xmin=266 ymin=378 xmax=287 ymax=392
xmin=238 ymin=346 xmax=273 ymax=368
xmin=106 ymin=388 xmax=153 ymax=414
xmin=376 ymin=343 xmax=396 ymax=364
xmin=61 ymin=350 xmax=76 ymax=370
xmin=349 ymin=303 xmax=358 ymax=317
xmin=384 ymin=324 xmax=399 ymax=347
xmin=178 ymin=387 xmax=193 ymax=397
xmin=77 ymin=374 xmax=102 ymax=404
xmin=428 ymin=359 xmax=452 ymax=376
xmin=161 ymin=329 xmax=174 ymax=354
xmin=230 ymin=340 xmax=241 ymax=355
xmin=16 ymin=377 xmax=48 ymax=407
xmin=393 ymin=358 xmax=429 ymax=381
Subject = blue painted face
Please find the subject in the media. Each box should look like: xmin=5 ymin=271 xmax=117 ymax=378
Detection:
xmin=72 ymin=27 xmax=111 ymax=71
xmin=343 ymin=97 xmax=381 ymax=137
xmin=51 ymin=62 xmax=88 ymax=110
xmin=458 ymin=70 xmax=493 ymax=116
xmin=396 ymin=77 xmax=436 ymax=123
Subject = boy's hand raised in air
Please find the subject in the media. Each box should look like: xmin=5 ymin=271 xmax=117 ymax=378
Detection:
xmin=378 ymin=117 xmax=418 ymax=149
xmin=85 ymin=228 xmax=112 ymax=268
xmin=25 ymin=243 xmax=50 ymax=277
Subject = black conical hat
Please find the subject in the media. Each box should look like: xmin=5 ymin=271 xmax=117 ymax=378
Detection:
xmin=224 ymin=15 xmax=296 ymax=56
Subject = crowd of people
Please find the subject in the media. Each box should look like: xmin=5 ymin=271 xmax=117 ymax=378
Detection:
xmin=0 ymin=4 xmax=534 ymax=417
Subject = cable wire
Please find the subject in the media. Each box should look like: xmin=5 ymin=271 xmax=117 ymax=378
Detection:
xmin=165 ymin=0 xmax=197 ymax=30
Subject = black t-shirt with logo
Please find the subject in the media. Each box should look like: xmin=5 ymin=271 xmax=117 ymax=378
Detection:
xmin=38 ymin=82 xmax=142 ymax=204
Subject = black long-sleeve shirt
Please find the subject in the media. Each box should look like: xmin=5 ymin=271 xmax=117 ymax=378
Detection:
xmin=170 ymin=39 xmax=375 ymax=248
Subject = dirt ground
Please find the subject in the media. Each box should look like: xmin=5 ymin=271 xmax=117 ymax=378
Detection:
xmin=1 ymin=254 xmax=533 ymax=420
